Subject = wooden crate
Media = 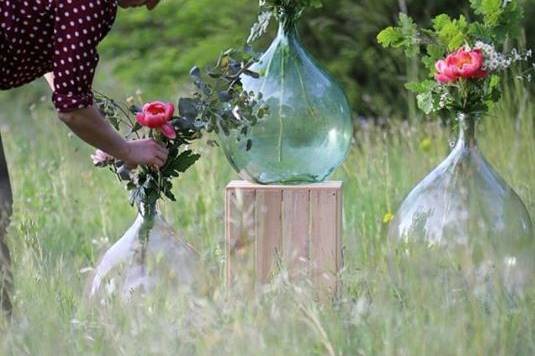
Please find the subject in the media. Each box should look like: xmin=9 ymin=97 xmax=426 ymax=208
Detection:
xmin=225 ymin=181 xmax=343 ymax=296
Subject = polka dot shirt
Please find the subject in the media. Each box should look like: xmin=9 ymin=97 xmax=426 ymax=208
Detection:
xmin=0 ymin=0 xmax=118 ymax=112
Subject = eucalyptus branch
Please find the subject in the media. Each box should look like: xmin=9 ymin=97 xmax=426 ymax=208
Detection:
xmin=93 ymin=48 xmax=268 ymax=212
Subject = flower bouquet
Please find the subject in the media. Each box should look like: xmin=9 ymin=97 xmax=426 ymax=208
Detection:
xmin=378 ymin=0 xmax=534 ymax=297
xmin=87 ymin=51 xmax=267 ymax=301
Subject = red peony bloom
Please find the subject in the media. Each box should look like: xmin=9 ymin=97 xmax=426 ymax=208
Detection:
xmin=135 ymin=101 xmax=176 ymax=139
xmin=435 ymin=49 xmax=487 ymax=84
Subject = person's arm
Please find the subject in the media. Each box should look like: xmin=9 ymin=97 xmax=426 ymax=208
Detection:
xmin=46 ymin=0 xmax=167 ymax=168
xmin=45 ymin=73 xmax=167 ymax=168
xmin=59 ymin=106 xmax=168 ymax=167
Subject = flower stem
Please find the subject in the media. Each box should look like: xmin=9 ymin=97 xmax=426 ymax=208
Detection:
xmin=278 ymin=47 xmax=286 ymax=163
xmin=137 ymin=202 xmax=156 ymax=267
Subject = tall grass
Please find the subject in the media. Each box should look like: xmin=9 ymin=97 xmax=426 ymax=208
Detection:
xmin=0 ymin=76 xmax=533 ymax=354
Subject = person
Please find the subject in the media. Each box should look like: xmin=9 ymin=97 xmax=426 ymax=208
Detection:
xmin=0 ymin=0 xmax=169 ymax=314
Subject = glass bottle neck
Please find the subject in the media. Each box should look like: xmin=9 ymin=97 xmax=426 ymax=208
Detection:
xmin=277 ymin=17 xmax=299 ymax=41
xmin=139 ymin=202 xmax=158 ymax=220
xmin=456 ymin=113 xmax=478 ymax=148
xmin=137 ymin=202 xmax=157 ymax=243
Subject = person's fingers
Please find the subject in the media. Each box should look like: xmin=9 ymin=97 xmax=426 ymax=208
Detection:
xmin=154 ymin=155 xmax=166 ymax=167
xmin=155 ymin=150 xmax=168 ymax=163
xmin=126 ymin=162 xmax=138 ymax=170
xmin=150 ymin=156 xmax=165 ymax=168
xmin=155 ymin=143 xmax=168 ymax=156
xmin=147 ymin=140 xmax=167 ymax=157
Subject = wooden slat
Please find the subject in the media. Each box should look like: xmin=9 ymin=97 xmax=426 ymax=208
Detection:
xmin=255 ymin=189 xmax=283 ymax=284
xmin=226 ymin=188 xmax=256 ymax=286
xmin=335 ymin=189 xmax=343 ymax=297
xmin=310 ymin=189 xmax=340 ymax=298
xmin=282 ymin=189 xmax=310 ymax=279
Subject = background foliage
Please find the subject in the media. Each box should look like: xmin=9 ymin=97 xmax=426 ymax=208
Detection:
xmin=101 ymin=0 xmax=535 ymax=121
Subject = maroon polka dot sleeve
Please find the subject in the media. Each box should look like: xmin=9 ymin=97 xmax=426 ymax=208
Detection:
xmin=0 ymin=0 xmax=117 ymax=113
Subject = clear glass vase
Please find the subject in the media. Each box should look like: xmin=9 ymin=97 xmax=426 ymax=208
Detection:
xmin=87 ymin=206 xmax=198 ymax=302
xmin=388 ymin=113 xmax=534 ymax=298
xmin=219 ymin=16 xmax=353 ymax=184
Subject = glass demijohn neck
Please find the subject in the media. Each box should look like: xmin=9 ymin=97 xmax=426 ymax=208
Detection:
xmin=456 ymin=112 xmax=479 ymax=149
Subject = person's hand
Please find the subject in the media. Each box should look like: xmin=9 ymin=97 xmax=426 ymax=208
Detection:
xmin=122 ymin=139 xmax=168 ymax=169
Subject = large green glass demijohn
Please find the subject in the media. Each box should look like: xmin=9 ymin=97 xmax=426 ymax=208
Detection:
xmin=219 ymin=9 xmax=353 ymax=185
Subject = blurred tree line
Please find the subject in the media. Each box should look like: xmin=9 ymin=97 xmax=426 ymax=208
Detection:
xmin=101 ymin=0 xmax=534 ymax=121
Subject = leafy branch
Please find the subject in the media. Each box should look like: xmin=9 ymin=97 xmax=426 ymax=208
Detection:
xmin=248 ymin=0 xmax=323 ymax=43
xmin=377 ymin=0 xmax=532 ymax=116
xmin=95 ymin=49 xmax=268 ymax=214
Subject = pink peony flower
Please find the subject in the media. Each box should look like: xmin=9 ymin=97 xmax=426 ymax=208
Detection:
xmin=435 ymin=49 xmax=487 ymax=84
xmin=135 ymin=101 xmax=176 ymax=139
xmin=91 ymin=149 xmax=114 ymax=166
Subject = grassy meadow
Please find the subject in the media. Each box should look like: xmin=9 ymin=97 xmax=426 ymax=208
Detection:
xmin=0 ymin=70 xmax=533 ymax=355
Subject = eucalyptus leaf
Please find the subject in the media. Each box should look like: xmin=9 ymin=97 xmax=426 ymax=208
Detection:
xmin=178 ymin=98 xmax=199 ymax=119
xmin=189 ymin=66 xmax=201 ymax=79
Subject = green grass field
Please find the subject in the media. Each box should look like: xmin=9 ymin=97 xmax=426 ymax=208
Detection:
xmin=0 ymin=76 xmax=533 ymax=355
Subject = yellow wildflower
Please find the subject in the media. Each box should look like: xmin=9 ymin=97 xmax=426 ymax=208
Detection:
xmin=383 ymin=212 xmax=394 ymax=224
xmin=419 ymin=137 xmax=432 ymax=153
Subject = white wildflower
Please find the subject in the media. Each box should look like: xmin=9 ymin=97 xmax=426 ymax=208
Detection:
xmin=439 ymin=92 xmax=450 ymax=108
xmin=511 ymin=48 xmax=522 ymax=62
xmin=474 ymin=41 xmax=510 ymax=72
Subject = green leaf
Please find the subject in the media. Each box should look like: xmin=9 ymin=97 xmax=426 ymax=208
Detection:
xmin=168 ymin=150 xmax=201 ymax=173
xmin=164 ymin=189 xmax=176 ymax=202
xmin=470 ymin=0 xmax=524 ymax=41
xmin=470 ymin=0 xmax=502 ymax=26
xmin=377 ymin=13 xmax=419 ymax=57
xmin=416 ymin=92 xmax=436 ymax=115
xmin=178 ymin=98 xmax=199 ymax=119
xmin=189 ymin=66 xmax=201 ymax=79
xmin=423 ymin=44 xmax=447 ymax=72
xmin=489 ymin=74 xmax=501 ymax=90
xmin=398 ymin=13 xmax=420 ymax=56
xmin=405 ymin=80 xmax=437 ymax=94
xmin=487 ymin=74 xmax=502 ymax=102
xmin=130 ymin=121 xmax=143 ymax=134
xmin=432 ymin=14 xmax=452 ymax=30
xmin=377 ymin=27 xmax=404 ymax=48
xmin=432 ymin=14 xmax=468 ymax=50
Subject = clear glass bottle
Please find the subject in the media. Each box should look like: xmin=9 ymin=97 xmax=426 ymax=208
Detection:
xmin=388 ymin=113 xmax=534 ymax=298
xmin=88 ymin=204 xmax=198 ymax=302
xmin=219 ymin=14 xmax=353 ymax=184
